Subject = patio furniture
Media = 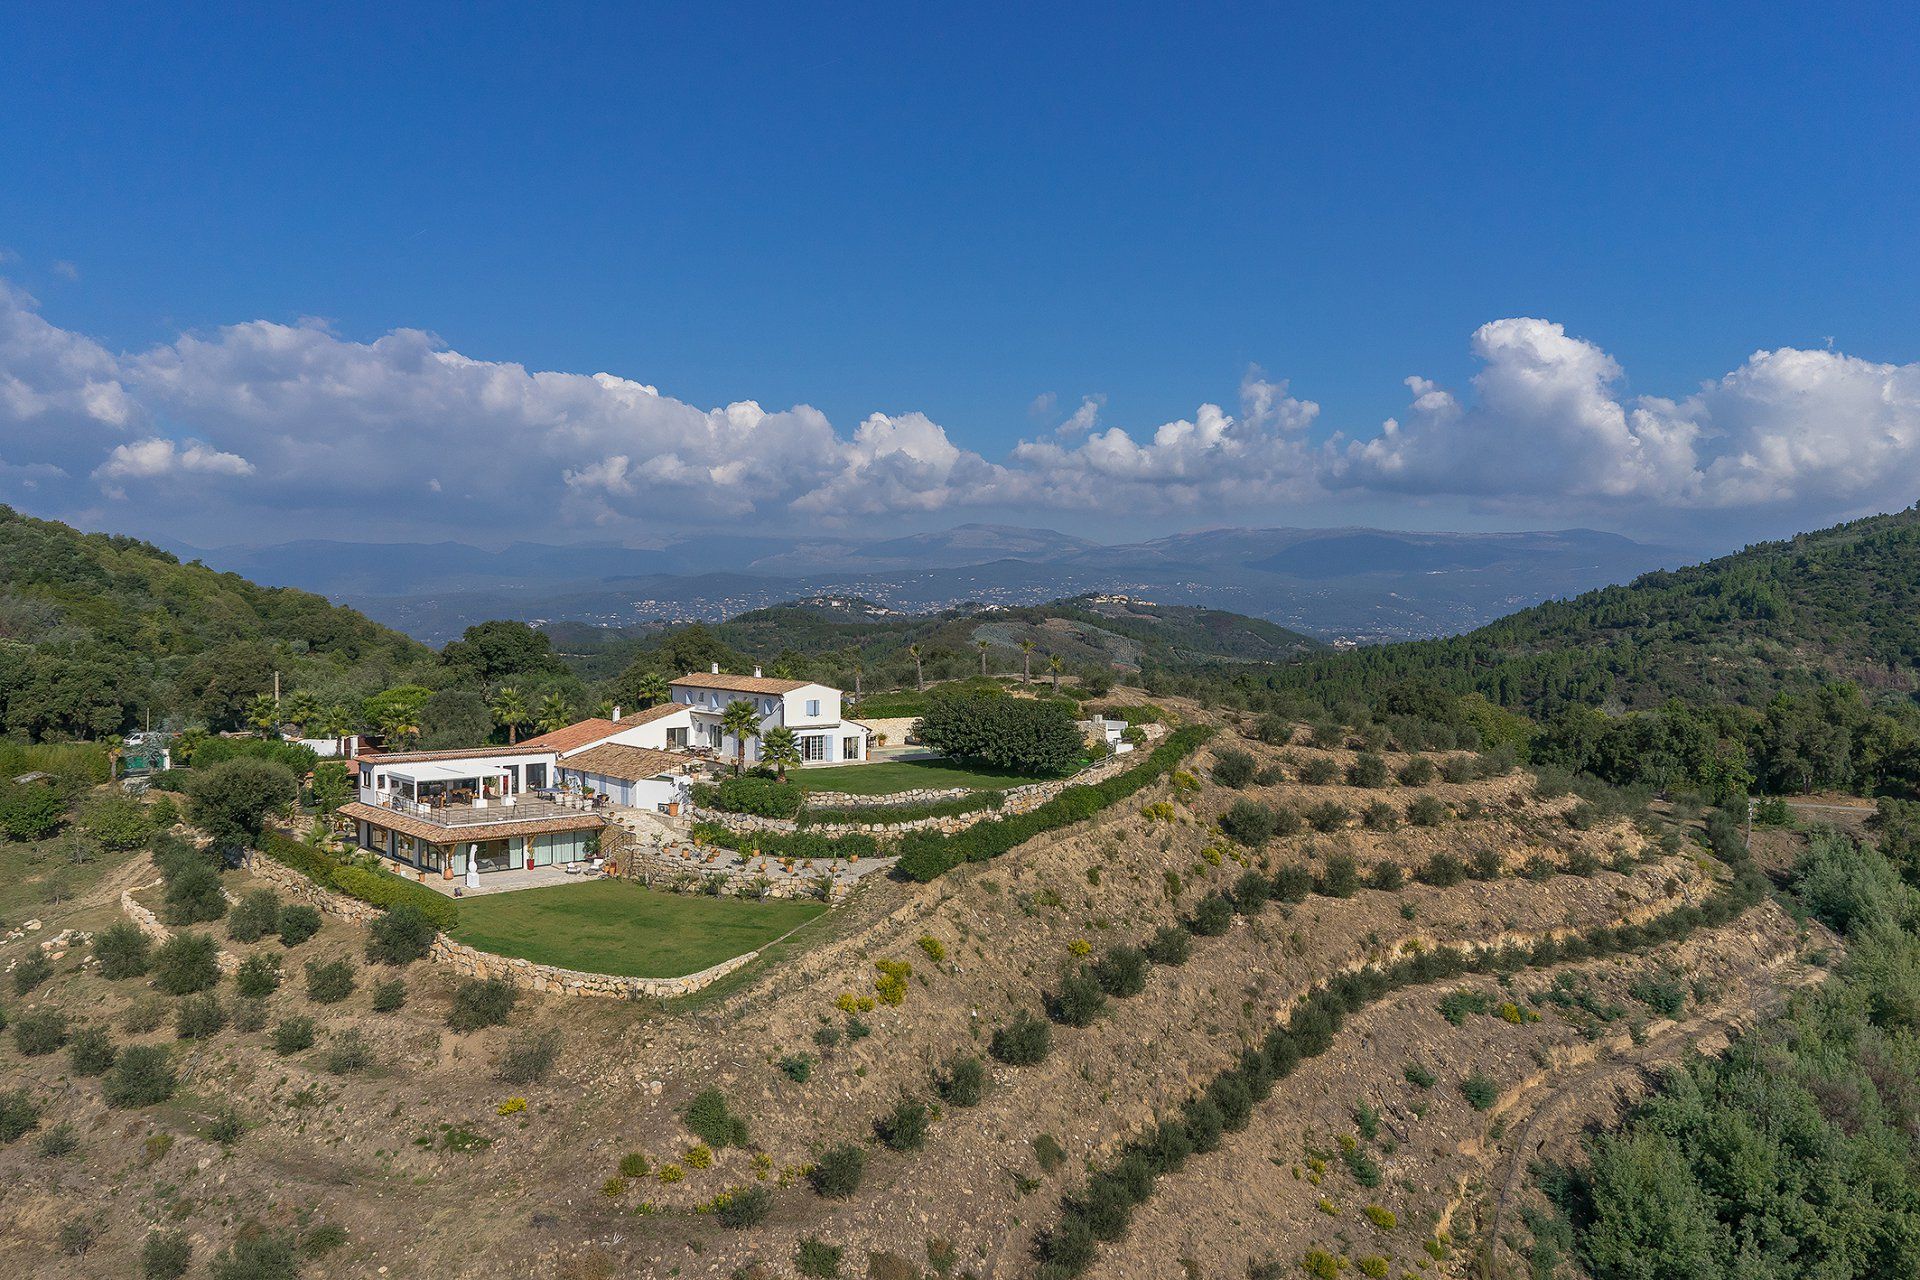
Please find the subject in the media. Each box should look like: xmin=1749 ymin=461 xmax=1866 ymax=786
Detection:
xmin=563 ymin=862 xmax=581 ymax=875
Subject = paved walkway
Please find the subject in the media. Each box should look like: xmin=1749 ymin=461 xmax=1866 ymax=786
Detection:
xmin=415 ymin=864 xmax=602 ymax=897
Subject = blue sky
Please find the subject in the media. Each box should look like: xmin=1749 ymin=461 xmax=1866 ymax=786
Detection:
xmin=2 ymin=3 xmax=1917 ymax=551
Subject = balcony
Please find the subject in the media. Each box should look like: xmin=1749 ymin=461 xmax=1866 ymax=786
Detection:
xmin=355 ymin=789 xmax=606 ymax=828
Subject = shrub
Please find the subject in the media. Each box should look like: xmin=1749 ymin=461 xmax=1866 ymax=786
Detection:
xmin=1407 ymin=795 xmax=1449 ymax=827
xmin=1347 ymin=753 xmax=1390 ymax=788
xmin=304 ymin=958 xmax=356 ymax=1004
xmin=141 ymin=1230 xmax=193 ymax=1280
xmin=208 ymin=1230 xmax=299 ymax=1280
xmin=1362 ymin=801 xmax=1399 ymax=832
xmin=58 ymin=1215 xmax=98 ymax=1256
xmin=323 ymin=1031 xmax=373 ymax=1074
xmin=371 ymin=978 xmax=408 ymax=1013
xmin=1397 ymin=756 xmax=1437 ymax=786
xmin=914 ymin=689 xmax=1083 ymax=775
xmin=1317 ymin=853 xmax=1360 ymax=898
xmin=1369 ymin=860 xmax=1405 ymax=891
xmin=231 ymin=997 xmax=269 ymax=1032
xmin=225 ymin=889 xmax=282 ymax=943
xmin=175 ymin=993 xmax=227 ymax=1039
xmin=1417 ymin=852 xmax=1466 ymax=886
xmin=1232 ymin=870 xmax=1271 ymax=913
xmin=1144 ymin=924 xmax=1192 ymax=966
xmin=122 ymin=995 xmax=167 ymax=1035
xmin=495 ymin=1028 xmax=561 ymax=1084
xmin=104 ymin=1044 xmax=176 ymax=1108
xmin=11 ymin=951 xmax=52 ymax=994
xmin=0 ymin=1089 xmax=40 ymax=1142
xmin=990 ymin=1010 xmax=1052 ymax=1065
xmin=162 ymin=862 xmax=228 ymax=926
xmin=329 ymin=864 xmax=458 ymax=929
xmin=1305 ymin=800 xmax=1350 ymax=832
xmin=716 ymin=1184 xmax=772 ymax=1228
xmin=1210 ymin=748 xmax=1257 ymax=789
xmin=35 ymin=1120 xmax=76 ymax=1157
xmin=274 ymin=904 xmax=322 ymax=946
xmin=617 ymin=1152 xmax=649 ymax=1178
xmin=13 ymin=1007 xmax=68 ymax=1055
xmin=1460 ymin=1072 xmax=1499 ymax=1111
xmin=207 ymin=1107 xmax=246 ymax=1145
xmin=366 ymin=905 xmax=438 ymax=966
xmin=684 ymin=1087 xmax=750 ymax=1147
xmin=876 ymin=1098 xmax=930 ymax=1151
xmin=68 ymin=1024 xmax=117 ymax=1076
xmin=1219 ymin=798 xmax=1278 ymax=846
xmin=936 ymin=1053 xmax=987 ymax=1107
xmin=1191 ymin=893 xmax=1235 ymax=936
xmin=714 ymin=775 xmax=805 ymax=818
xmin=796 ymin=1237 xmax=844 ymax=1277
xmin=272 ymin=1017 xmax=315 ymax=1055
xmin=152 ymin=932 xmax=221 ymax=995
xmin=1299 ymin=757 xmax=1341 ymax=785
xmin=1271 ymin=865 xmax=1313 ymax=902
xmin=809 ymin=1143 xmax=865 ymax=1198
xmin=1092 ymin=945 xmax=1150 ymax=997
xmin=1048 ymin=968 xmax=1108 ymax=1027
xmin=235 ymin=952 xmax=282 ymax=998
xmin=447 ymin=978 xmax=517 ymax=1030
xmin=94 ymin=921 xmax=152 ymax=980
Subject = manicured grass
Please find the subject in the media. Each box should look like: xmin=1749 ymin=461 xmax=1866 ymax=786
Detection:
xmin=449 ymin=880 xmax=826 ymax=978
xmin=790 ymin=758 xmax=1057 ymax=795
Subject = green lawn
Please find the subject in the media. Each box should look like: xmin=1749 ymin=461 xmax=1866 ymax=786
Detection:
xmin=448 ymin=880 xmax=825 ymax=978
xmin=791 ymin=757 xmax=1056 ymax=795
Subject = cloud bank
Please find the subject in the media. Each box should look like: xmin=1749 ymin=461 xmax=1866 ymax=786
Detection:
xmin=0 ymin=279 xmax=1914 ymax=544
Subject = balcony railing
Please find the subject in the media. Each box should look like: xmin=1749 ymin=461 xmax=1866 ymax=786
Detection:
xmin=356 ymin=789 xmax=604 ymax=827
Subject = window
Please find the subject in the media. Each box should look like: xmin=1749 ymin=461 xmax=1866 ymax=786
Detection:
xmin=800 ymin=735 xmax=828 ymax=762
xmin=806 ymin=698 xmax=821 ymax=717
xmin=666 ymin=726 xmax=688 ymax=749
xmin=843 ymin=735 xmax=860 ymax=760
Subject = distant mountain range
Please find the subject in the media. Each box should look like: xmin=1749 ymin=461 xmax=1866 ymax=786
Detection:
xmin=176 ymin=522 xmax=1681 ymax=645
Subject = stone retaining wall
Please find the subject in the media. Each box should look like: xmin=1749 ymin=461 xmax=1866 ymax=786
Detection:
xmin=120 ymin=880 xmax=241 ymax=974
xmin=428 ymin=935 xmax=759 ymax=999
xmin=245 ymin=855 xmax=383 ymax=925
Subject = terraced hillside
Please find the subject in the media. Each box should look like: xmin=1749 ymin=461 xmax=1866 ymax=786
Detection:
xmin=0 ymin=697 xmax=1825 ymax=1279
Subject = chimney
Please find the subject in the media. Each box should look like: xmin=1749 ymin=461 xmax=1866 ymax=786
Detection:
xmin=611 ymin=706 xmax=621 ymax=723
xmin=710 ymin=662 xmax=720 ymax=674
xmin=754 ymin=665 xmax=763 ymax=678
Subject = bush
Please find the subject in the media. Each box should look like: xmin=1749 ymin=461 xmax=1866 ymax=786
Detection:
xmin=1092 ymin=945 xmax=1150 ymax=997
xmin=366 ymin=905 xmax=438 ymax=965
xmin=991 ymin=1010 xmax=1053 ymax=1065
xmin=370 ymin=978 xmax=407 ymax=1013
xmin=1219 ymin=798 xmax=1278 ymax=846
xmin=225 ymin=889 xmax=282 ymax=943
xmin=175 ymin=993 xmax=227 ymax=1039
xmin=271 ymin=1017 xmax=315 ymax=1055
xmin=1347 ymin=753 xmax=1390 ymax=787
xmin=1210 ymin=748 xmax=1257 ymax=789
xmin=1317 ymin=853 xmax=1360 ymax=898
xmin=58 ymin=1215 xmax=98 ymax=1256
xmin=1397 ymin=756 xmax=1437 ymax=786
xmin=1144 ymin=924 xmax=1192 ymax=966
xmin=329 ymin=864 xmax=458 ymax=930
xmin=11 ymin=951 xmax=52 ymax=994
xmin=447 ymin=978 xmax=517 ymax=1030
xmin=936 ymin=1053 xmax=987 ymax=1107
xmin=0 ymin=1089 xmax=40 ymax=1141
xmin=714 ymin=1183 xmax=772 ymax=1228
xmin=68 ymin=1024 xmax=117 ymax=1076
xmin=495 ymin=1027 xmax=561 ymax=1084
xmin=234 ymin=953 xmax=282 ymax=998
xmin=1407 ymin=795 xmax=1449 ymax=827
xmin=152 ymin=932 xmax=221 ymax=995
xmin=1362 ymin=801 xmax=1399 ymax=832
xmin=683 ymin=1087 xmax=750 ymax=1147
xmin=1299 ymin=757 xmax=1341 ymax=785
xmin=796 ymin=1236 xmax=844 ymax=1277
xmin=161 ymin=861 xmax=228 ymax=926
xmin=1048 ymin=968 xmax=1108 ymax=1027
xmin=809 ymin=1143 xmax=865 ymax=1198
xmin=323 ymin=1031 xmax=373 ymax=1074
xmin=208 ymin=1229 xmax=299 ymax=1280
xmin=1418 ymin=852 xmax=1466 ymax=886
xmin=914 ymin=689 xmax=1083 ymax=775
xmin=94 ymin=921 xmax=152 ymax=980
xmin=1232 ymin=870 xmax=1271 ymax=913
xmin=275 ymin=903 xmax=322 ymax=946
xmin=142 ymin=1230 xmax=193 ymax=1280
xmin=876 ymin=1098 xmax=930 ymax=1151
xmin=1191 ymin=893 xmax=1235 ymax=936
xmin=1271 ymin=865 xmax=1313 ymax=902
xmin=713 ymin=775 xmax=806 ymax=818
xmin=231 ymin=997 xmax=269 ymax=1032
xmin=207 ymin=1107 xmax=245 ymax=1145
xmin=104 ymin=1044 xmax=177 ymax=1108
xmin=1369 ymin=860 xmax=1405 ymax=891
xmin=14 ymin=1007 xmax=69 ymax=1055
xmin=1460 ymin=1072 xmax=1499 ymax=1111
xmin=1305 ymin=800 xmax=1350 ymax=832
xmin=304 ymin=958 xmax=356 ymax=1004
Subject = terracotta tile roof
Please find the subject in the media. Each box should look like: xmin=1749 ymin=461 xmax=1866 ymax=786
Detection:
xmin=353 ymin=745 xmax=550 ymax=765
xmin=338 ymin=801 xmax=604 ymax=843
xmin=562 ymin=744 xmax=695 ymax=783
xmin=670 ymin=671 xmax=813 ymax=696
xmin=518 ymin=704 xmax=684 ymax=754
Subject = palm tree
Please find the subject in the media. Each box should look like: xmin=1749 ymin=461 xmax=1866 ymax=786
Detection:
xmin=491 ymin=686 xmax=530 ymax=745
xmin=1048 ymin=653 xmax=1063 ymax=693
xmin=281 ymin=690 xmax=322 ymax=736
xmin=628 ymin=670 xmax=669 ymax=709
xmin=908 ymin=643 xmax=925 ymax=692
xmin=534 ymin=691 xmax=573 ymax=735
xmin=1019 ymin=639 xmax=1037 ymax=684
xmin=377 ymin=707 xmax=421 ymax=751
xmin=762 ymin=725 xmax=800 ymax=781
xmin=246 ymin=692 xmax=280 ymax=737
xmin=316 ymin=703 xmax=356 ymax=758
xmin=720 ymin=699 xmax=761 ymax=775
xmin=976 ymin=638 xmax=990 ymax=677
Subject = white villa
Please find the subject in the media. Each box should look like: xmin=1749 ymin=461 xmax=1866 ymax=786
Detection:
xmin=669 ymin=665 xmax=871 ymax=765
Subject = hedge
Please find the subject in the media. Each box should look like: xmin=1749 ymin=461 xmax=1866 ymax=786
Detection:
xmin=692 ymin=823 xmax=880 ymax=861
xmin=257 ymin=830 xmax=458 ymax=930
xmin=893 ymin=726 xmax=1213 ymax=882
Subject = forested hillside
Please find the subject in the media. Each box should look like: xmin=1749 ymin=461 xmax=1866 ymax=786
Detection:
xmin=0 ymin=506 xmax=432 ymax=739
